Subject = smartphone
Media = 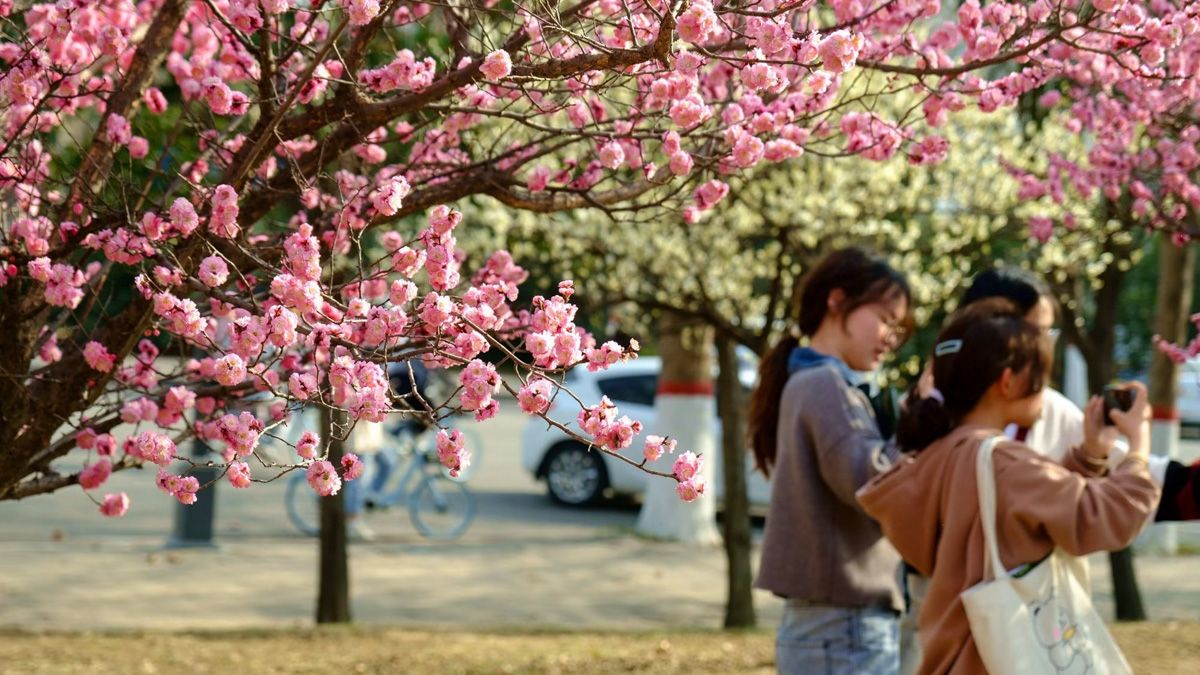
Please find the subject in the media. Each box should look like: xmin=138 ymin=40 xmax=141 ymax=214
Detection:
xmin=1102 ymin=385 xmax=1134 ymax=426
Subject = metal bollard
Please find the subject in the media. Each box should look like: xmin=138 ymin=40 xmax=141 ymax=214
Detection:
xmin=166 ymin=439 xmax=220 ymax=549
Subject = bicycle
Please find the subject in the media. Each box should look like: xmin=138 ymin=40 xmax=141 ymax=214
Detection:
xmin=284 ymin=420 xmax=480 ymax=540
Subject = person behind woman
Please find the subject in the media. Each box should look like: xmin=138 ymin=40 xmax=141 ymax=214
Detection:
xmin=750 ymin=246 xmax=914 ymax=674
xmin=858 ymin=299 xmax=1159 ymax=674
xmin=959 ymin=268 xmax=1197 ymax=511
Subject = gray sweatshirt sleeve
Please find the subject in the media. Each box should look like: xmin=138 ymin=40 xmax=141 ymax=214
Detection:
xmin=799 ymin=367 xmax=889 ymax=509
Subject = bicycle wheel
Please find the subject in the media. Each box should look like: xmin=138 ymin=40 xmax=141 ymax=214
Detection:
xmin=285 ymin=471 xmax=320 ymax=537
xmin=408 ymin=473 xmax=476 ymax=540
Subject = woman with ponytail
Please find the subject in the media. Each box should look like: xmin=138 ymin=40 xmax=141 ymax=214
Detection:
xmin=750 ymin=246 xmax=913 ymax=674
xmin=858 ymin=300 xmax=1159 ymax=674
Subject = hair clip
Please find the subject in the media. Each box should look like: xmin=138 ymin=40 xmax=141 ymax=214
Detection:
xmin=934 ymin=339 xmax=963 ymax=356
xmin=927 ymin=387 xmax=945 ymax=404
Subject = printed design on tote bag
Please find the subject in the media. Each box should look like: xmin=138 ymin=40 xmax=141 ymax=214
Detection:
xmin=1029 ymin=594 xmax=1095 ymax=674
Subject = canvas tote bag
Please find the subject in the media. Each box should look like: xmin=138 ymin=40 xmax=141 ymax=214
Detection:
xmin=960 ymin=436 xmax=1132 ymax=675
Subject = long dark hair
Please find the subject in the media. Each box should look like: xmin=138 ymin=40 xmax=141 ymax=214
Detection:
xmin=895 ymin=299 xmax=1053 ymax=453
xmin=748 ymin=247 xmax=912 ymax=476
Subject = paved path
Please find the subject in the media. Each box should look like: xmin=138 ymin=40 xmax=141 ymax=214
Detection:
xmin=1 ymin=408 xmax=1197 ymax=630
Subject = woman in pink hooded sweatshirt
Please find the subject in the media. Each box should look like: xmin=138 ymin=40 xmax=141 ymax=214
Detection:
xmin=857 ymin=299 xmax=1158 ymax=674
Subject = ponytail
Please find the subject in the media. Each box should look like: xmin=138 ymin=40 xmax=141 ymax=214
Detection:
xmin=748 ymin=334 xmax=799 ymax=477
xmin=749 ymin=246 xmax=913 ymax=476
xmin=895 ymin=390 xmax=955 ymax=453
xmin=895 ymin=298 xmax=1053 ymax=453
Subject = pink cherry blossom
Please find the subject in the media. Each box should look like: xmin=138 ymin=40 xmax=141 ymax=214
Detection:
xmin=83 ymin=341 xmax=116 ymax=372
xmin=341 ymin=453 xmax=365 ymax=481
xmin=128 ymin=137 xmax=149 ymax=159
xmin=435 ymin=428 xmax=472 ymax=478
xmin=164 ymin=386 xmax=196 ymax=414
xmin=907 ymin=136 xmax=950 ymax=166
xmin=459 ymin=359 xmax=502 ymax=420
xmin=307 ymin=459 xmax=342 ymax=496
xmin=732 ymin=133 xmax=765 ymax=168
xmin=518 ymin=377 xmax=554 ymax=415
xmin=297 ymin=431 xmax=321 ymax=460
xmin=676 ymin=475 xmax=707 ymax=502
xmin=215 ymin=353 xmax=248 ymax=386
xmin=202 ymin=78 xmax=234 ymax=115
xmin=371 ymin=176 xmax=411 ymax=216
xmin=343 ymin=0 xmax=381 ymax=26
xmin=480 ymin=50 xmax=513 ymax=82
xmin=77 ymin=428 xmax=99 ymax=450
xmin=328 ymin=356 xmax=390 ymax=422
xmin=120 ymin=397 xmax=159 ymax=423
xmin=819 ymin=30 xmax=865 ymax=74
xmin=594 ymin=415 xmax=642 ymax=451
xmin=208 ymin=185 xmax=240 ymax=239
xmin=143 ymin=88 xmax=168 ymax=114
xmin=168 ymin=198 xmax=199 ymax=237
xmin=79 ymin=458 xmax=112 ymax=490
xmin=198 ymin=256 xmax=229 ymax=287
xmin=427 ymin=205 xmax=462 ymax=237
xmin=673 ymin=451 xmax=702 ymax=482
xmin=104 ymin=114 xmax=131 ymax=146
xmin=95 ymin=434 xmax=117 ymax=456
xmin=584 ymin=341 xmax=626 ymax=372
xmin=669 ymin=96 xmax=711 ymax=129
xmin=1028 ymin=216 xmax=1054 ymax=244
xmin=642 ymin=435 xmax=677 ymax=462
xmin=174 ymin=476 xmax=200 ymax=504
xmin=693 ymin=180 xmax=729 ymax=210
xmin=577 ymin=396 xmax=618 ymax=437
xmin=130 ymin=430 xmax=177 ymax=467
xmin=40 ymin=333 xmax=62 ymax=363
xmin=598 ymin=142 xmax=625 ymax=169
xmin=677 ymin=0 xmax=718 ymax=45
xmin=668 ymin=150 xmax=693 ymax=176
xmin=227 ymin=461 xmax=252 ymax=488
xmin=99 ymin=492 xmax=129 ymax=517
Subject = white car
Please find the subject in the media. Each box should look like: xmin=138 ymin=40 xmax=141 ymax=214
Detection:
xmin=1177 ymin=357 xmax=1200 ymax=427
xmin=520 ymin=354 xmax=772 ymax=508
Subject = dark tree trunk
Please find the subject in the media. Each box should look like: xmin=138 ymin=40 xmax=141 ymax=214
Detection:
xmin=1108 ymin=549 xmax=1145 ymax=622
xmin=1148 ymin=238 xmax=1195 ymax=408
xmin=716 ymin=334 xmax=755 ymax=629
xmin=316 ymin=407 xmax=352 ymax=624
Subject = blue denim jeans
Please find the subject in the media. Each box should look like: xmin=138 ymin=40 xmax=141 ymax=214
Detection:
xmin=776 ymin=601 xmax=900 ymax=675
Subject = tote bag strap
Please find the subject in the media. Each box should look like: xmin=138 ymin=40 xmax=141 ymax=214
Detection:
xmin=975 ymin=435 xmax=1008 ymax=582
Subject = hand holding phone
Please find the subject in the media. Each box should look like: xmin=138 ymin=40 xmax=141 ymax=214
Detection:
xmin=1105 ymin=382 xmax=1150 ymax=458
xmin=1102 ymin=385 xmax=1134 ymax=427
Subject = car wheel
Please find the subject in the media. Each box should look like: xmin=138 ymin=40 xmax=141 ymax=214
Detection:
xmin=544 ymin=443 xmax=608 ymax=506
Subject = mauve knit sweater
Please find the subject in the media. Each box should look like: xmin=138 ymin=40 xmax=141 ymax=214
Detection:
xmin=755 ymin=364 xmax=903 ymax=612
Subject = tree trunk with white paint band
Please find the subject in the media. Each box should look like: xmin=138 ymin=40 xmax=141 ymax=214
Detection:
xmin=636 ymin=311 xmax=719 ymax=544
xmin=1145 ymin=238 xmax=1196 ymax=555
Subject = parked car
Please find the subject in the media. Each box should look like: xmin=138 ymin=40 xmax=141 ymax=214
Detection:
xmin=1177 ymin=357 xmax=1200 ymax=428
xmin=520 ymin=353 xmax=772 ymax=508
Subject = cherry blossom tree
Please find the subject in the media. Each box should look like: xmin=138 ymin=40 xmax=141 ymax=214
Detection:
xmin=0 ymin=0 xmax=1187 ymax=520
xmin=1008 ymin=1 xmax=1200 ymax=244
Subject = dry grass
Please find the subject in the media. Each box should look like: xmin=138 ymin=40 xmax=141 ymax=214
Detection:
xmin=0 ymin=622 xmax=1196 ymax=674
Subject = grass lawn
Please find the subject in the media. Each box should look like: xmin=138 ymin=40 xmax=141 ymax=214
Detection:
xmin=1 ymin=622 xmax=1197 ymax=673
